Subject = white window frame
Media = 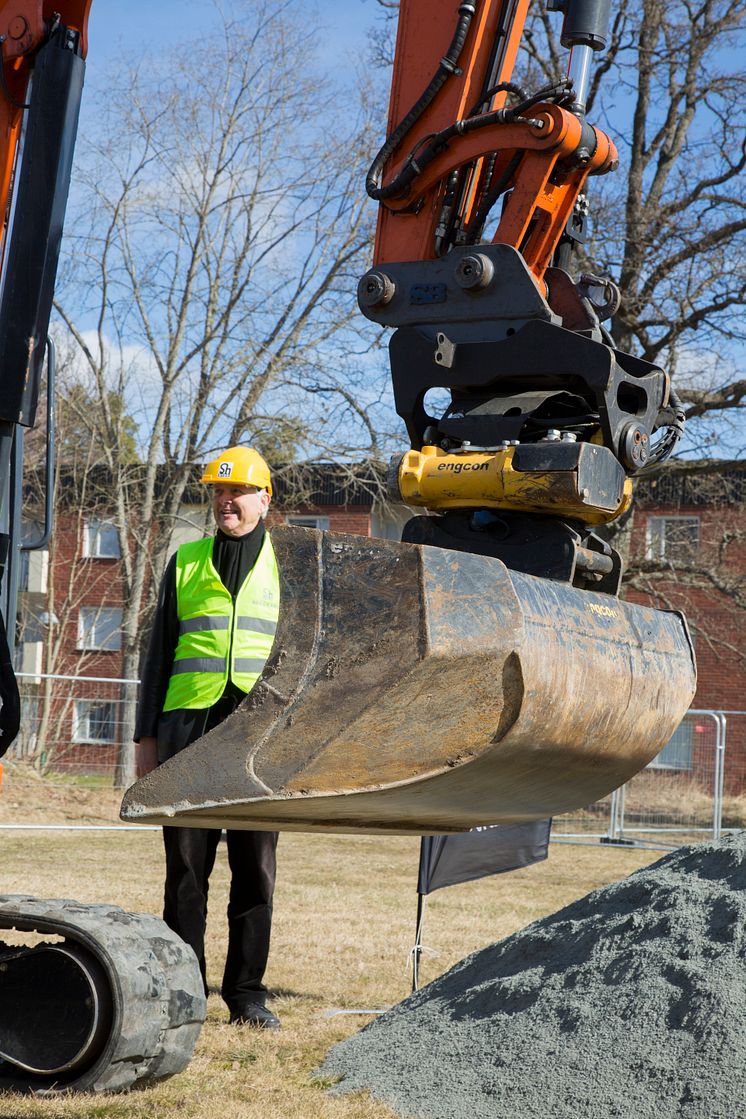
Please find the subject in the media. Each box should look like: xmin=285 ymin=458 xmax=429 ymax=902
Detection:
xmin=645 ymin=515 xmax=700 ymax=562
xmin=285 ymin=515 xmax=330 ymax=530
xmin=84 ymin=519 xmax=121 ymax=559
xmin=73 ymin=699 xmax=118 ymax=745
xmin=78 ymin=607 xmax=123 ymax=652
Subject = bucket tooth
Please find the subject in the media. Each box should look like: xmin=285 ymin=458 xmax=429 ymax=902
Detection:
xmin=121 ymin=526 xmax=696 ymax=834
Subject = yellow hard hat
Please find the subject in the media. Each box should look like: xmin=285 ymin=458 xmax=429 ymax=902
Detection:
xmin=201 ymin=446 xmax=272 ymax=496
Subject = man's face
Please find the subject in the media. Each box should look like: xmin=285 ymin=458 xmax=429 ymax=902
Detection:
xmin=212 ymin=484 xmax=271 ymax=537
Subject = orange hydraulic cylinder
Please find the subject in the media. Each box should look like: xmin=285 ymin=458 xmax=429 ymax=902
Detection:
xmin=371 ymin=0 xmax=617 ymax=289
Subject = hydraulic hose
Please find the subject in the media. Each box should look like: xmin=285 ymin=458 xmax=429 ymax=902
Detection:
xmin=467 ymin=79 xmax=528 ymax=117
xmin=368 ymin=76 xmax=572 ymax=206
xmin=462 ymin=150 xmax=523 ymax=243
xmin=646 ymin=385 xmax=686 ymax=466
xmin=366 ymin=1 xmax=477 ymax=201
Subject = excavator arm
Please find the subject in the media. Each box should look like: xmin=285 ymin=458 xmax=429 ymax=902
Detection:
xmin=360 ymin=0 xmax=684 ymax=571
xmin=0 ymin=0 xmax=91 ymax=742
xmin=0 ymin=3 xmax=206 ymax=1092
xmin=369 ymin=0 xmax=611 ymax=277
xmin=122 ymin=0 xmax=696 ymax=834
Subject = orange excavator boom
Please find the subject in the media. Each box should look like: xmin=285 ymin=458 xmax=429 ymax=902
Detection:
xmin=0 ymin=2 xmax=91 ymax=281
xmin=370 ymin=0 xmax=616 ymax=287
xmin=122 ymin=0 xmax=694 ymax=835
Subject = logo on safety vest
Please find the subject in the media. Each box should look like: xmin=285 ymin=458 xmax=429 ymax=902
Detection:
xmin=217 ymin=462 xmax=233 ymax=478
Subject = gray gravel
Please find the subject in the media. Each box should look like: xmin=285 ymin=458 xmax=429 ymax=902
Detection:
xmin=319 ymin=833 xmax=746 ymax=1119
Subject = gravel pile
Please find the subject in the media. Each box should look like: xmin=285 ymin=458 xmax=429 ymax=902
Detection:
xmin=319 ymin=833 xmax=746 ymax=1119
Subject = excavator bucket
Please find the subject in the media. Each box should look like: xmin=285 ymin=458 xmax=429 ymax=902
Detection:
xmin=121 ymin=526 xmax=696 ymax=834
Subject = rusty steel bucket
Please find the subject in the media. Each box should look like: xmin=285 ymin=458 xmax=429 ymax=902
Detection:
xmin=120 ymin=526 xmax=696 ymax=834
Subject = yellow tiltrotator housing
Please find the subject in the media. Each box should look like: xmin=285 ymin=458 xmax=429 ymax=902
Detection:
xmin=393 ymin=444 xmax=632 ymax=524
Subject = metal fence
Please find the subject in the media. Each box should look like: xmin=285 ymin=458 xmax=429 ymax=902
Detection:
xmin=554 ymin=710 xmax=746 ymax=848
xmin=11 ymin=671 xmax=138 ymax=784
xmin=8 ymin=674 xmax=746 ymax=846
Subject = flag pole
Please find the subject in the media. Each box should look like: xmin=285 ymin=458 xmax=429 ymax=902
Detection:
xmin=412 ymin=889 xmax=425 ymax=992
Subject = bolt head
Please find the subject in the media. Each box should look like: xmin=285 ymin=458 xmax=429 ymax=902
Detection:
xmin=455 ymin=253 xmax=494 ymax=292
xmin=357 ymin=271 xmax=395 ymax=309
xmin=621 ymin=423 xmax=650 ymax=470
xmin=8 ymin=15 xmax=28 ymax=39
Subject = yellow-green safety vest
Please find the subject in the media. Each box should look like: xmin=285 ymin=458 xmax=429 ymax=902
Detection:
xmin=163 ymin=532 xmax=280 ymax=711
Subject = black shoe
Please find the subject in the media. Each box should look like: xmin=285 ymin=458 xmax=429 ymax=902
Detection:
xmin=229 ymin=1002 xmax=280 ymax=1030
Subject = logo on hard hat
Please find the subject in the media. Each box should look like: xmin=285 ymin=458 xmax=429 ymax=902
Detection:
xmin=217 ymin=462 xmax=233 ymax=478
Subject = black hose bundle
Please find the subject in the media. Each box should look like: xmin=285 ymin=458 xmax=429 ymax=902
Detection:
xmin=646 ymin=386 xmax=686 ymax=466
xmin=366 ymin=1 xmax=478 ymax=201
xmin=368 ymin=64 xmax=571 ymax=204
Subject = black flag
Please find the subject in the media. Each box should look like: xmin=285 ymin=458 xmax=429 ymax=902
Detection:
xmin=418 ymin=819 xmax=551 ymax=895
xmin=411 ymin=820 xmax=552 ymax=990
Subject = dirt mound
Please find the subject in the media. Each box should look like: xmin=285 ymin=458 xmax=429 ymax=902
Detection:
xmin=320 ymin=833 xmax=746 ymax=1119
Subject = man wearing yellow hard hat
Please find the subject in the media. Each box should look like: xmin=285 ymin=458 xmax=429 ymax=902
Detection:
xmin=135 ymin=447 xmax=281 ymax=1029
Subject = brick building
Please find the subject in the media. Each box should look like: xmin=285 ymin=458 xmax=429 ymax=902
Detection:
xmin=14 ymin=462 xmax=746 ymax=785
xmin=627 ymin=468 xmax=746 ymax=794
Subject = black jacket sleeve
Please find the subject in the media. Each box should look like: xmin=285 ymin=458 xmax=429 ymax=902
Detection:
xmin=134 ymin=554 xmax=179 ymax=741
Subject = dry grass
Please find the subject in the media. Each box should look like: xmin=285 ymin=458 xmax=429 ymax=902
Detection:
xmin=622 ymin=770 xmax=718 ymax=822
xmin=722 ymin=796 xmax=746 ymax=828
xmin=0 ymin=762 xmax=122 ymax=826
xmin=0 ymin=762 xmax=660 ymax=1119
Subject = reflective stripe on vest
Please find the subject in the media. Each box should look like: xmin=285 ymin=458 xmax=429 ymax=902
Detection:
xmin=162 ymin=532 xmax=280 ymax=711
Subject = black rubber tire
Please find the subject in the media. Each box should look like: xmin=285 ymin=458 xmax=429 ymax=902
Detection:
xmin=0 ymin=895 xmax=206 ymax=1093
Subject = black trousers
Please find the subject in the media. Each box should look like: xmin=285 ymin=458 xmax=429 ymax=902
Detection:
xmin=162 ymin=824 xmax=278 ymax=1011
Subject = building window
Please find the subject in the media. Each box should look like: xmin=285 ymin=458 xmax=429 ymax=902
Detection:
xmin=78 ymin=607 xmax=123 ymax=651
xmin=84 ymin=520 xmax=120 ymax=558
xmin=285 ymin=515 xmax=330 ymax=530
xmin=646 ymin=516 xmax=699 ymax=562
xmin=74 ymin=700 xmax=117 ymax=744
xmin=648 ymin=721 xmax=694 ymax=771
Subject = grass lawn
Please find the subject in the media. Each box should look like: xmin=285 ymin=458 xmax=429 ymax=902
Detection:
xmin=0 ymin=764 xmax=660 ymax=1119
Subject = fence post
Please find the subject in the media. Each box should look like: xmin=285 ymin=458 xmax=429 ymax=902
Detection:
xmin=713 ymin=713 xmax=726 ymax=841
xmin=606 ymin=785 xmax=626 ymax=842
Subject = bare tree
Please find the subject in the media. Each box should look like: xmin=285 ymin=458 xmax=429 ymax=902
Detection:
xmin=53 ymin=2 xmax=384 ymax=784
xmin=371 ymin=0 xmax=746 ymax=452
xmin=20 ymin=356 xmax=135 ymax=774
xmin=522 ymin=0 xmax=746 ymax=455
xmin=368 ymin=0 xmax=400 ymax=67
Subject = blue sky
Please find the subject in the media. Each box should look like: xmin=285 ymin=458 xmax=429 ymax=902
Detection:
xmin=86 ymin=0 xmax=378 ymax=77
xmin=80 ymin=0 xmax=745 ymax=460
xmin=66 ymin=0 xmax=396 ymax=462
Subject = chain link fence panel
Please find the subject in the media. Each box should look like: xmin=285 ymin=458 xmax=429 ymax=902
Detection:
xmin=9 ymin=672 xmax=139 ymax=786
